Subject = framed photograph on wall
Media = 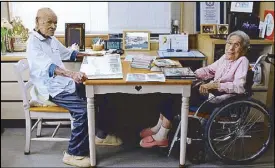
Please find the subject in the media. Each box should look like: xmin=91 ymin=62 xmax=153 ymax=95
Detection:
xmin=123 ymin=31 xmax=150 ymax=51
xmin=217 ymin=24 xmax=229 ymax=34
xmin=200 ymin=24 xmax=216 ymax=35
xmin=65 ymin=23 xmax=85 ymax=51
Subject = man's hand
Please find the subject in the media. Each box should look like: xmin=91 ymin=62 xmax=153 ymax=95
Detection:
xmin=71 ymin=72 xmax=88 ymax=83
xmin=54 ymin=66 xmax=88 ymax=83
xmin=199 ymin=82 xmax=219 ymax=95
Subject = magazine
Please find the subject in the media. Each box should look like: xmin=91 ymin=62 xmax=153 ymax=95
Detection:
xmin=152 ymin=59 xmax=182 ymax=67
xmin=126 ymin=73 xmax=165 ymax=82
xmin=162 ymin=67 xmax=196 ymax=79
xmin=80 ymin=54 xmax=123 ymax=79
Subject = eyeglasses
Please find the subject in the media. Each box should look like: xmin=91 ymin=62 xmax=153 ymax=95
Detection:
xmin=226 ymin=41 xmax=241 ymax=49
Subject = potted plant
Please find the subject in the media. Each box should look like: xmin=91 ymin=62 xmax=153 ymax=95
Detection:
xmin=1 ymin=18 xmax=13 ymax=55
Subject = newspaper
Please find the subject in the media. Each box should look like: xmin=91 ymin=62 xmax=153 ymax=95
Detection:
xmin=126 ymin=73 xmax=165 ymax=82
xmin=80 ymin=54 xmax=123 ymax=79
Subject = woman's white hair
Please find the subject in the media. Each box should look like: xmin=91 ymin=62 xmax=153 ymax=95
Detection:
xmin=227 ymin=30 xmax=250 ymax=53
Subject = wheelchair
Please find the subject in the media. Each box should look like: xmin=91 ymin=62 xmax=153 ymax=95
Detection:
xmin=168 ymin=54 xmax=274 ymax=165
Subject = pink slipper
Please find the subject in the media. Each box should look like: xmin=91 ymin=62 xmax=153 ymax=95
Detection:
xmin=140 ymin=135 xmax=168 ymax=148
xmin=140 ymin=128 xmax=156 ymax=138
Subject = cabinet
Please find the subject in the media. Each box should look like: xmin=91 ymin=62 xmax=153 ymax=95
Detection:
xmin=1 ymin=55 xmax=81 ymax=119
xmin=198 ymin=35 xmax=274 ymax=106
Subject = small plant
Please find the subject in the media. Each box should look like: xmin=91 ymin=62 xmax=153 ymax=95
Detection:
xmin=1 ymin=18 xmax=13 ymax=53
xmin=10 ymin=16 xmax=29 ymax=42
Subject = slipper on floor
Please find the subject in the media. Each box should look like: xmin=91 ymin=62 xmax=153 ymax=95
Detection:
xmin=140 ymin=128 xmax=156 ymax=138
xmin=140 ymin=135 xmax=168 ymax=148
xmin=95 ymin=135 xmax=123 ymax=146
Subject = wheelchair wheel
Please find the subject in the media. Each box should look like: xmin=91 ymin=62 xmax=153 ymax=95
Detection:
xmin=204 ymin=98 xmax=273 ymax=164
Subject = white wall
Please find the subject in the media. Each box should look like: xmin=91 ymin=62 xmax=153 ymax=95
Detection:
xmin=1 ymin=2 xmax=9 ymax=20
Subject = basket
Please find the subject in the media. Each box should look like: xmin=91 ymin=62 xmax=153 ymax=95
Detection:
xmin=92 ymin=44 xmax=104 ymax=51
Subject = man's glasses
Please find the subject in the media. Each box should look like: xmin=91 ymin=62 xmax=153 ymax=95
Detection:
xmin=226 ymin=41 xmax=241 ymax=49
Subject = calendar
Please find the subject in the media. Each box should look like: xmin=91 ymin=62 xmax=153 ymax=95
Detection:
xmin=159 ymin=34 xmax=188 ymax=51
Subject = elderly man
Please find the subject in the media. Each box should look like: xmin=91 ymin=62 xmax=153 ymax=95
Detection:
xmin=27 ymin=8 xmax=122 ymax=167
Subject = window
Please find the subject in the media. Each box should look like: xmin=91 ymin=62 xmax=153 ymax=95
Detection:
xmin=9 ymin=2 xmax=108 ymax=34
xmin=108 ymin=2 xmax=171 ymax=33
xmin=9 ymin=2 xmax=171 ymax=34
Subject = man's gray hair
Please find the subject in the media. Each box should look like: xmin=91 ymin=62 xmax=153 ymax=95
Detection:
xmin=227 ymin=30 xmax=250 ymax=53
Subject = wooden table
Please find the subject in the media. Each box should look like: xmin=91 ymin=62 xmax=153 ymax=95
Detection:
xmin=83 ymin=61 xmax=193 ymax=167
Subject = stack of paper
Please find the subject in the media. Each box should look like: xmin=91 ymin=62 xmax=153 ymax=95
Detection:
xmin=150 ymin=59 xmax=182 ymax=72
xmin=153 ymin=59 xmax=181 ymax=67
xmin=131 ymin=56 xmax=154 ymax=69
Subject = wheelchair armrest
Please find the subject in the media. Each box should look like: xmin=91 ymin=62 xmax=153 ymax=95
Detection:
xmin=209 ymin=89 xmax=226 ymax=96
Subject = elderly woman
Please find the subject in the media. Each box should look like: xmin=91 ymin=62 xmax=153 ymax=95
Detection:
xmin=140 ymin=30 xmax=250 ymax=148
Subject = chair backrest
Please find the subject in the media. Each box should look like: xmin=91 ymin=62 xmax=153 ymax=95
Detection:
xmin=13 ymin=59 xmax=33 ymax=110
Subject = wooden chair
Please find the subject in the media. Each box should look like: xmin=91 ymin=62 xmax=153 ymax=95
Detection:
xmin=13 ymin=59 xmax=73 ymax=155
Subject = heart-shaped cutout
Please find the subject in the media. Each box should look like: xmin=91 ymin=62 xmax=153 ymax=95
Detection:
xmin=135 ymin=85 xmax=142 ymax=91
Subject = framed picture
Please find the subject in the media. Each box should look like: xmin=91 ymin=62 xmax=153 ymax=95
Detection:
xmin=200 ymin=24 xmax=216 ymax=35
xmin=104 ymin=39 xmax=122 ymax=50
xmin=123 ymin=31 xmax=150 ymax=50
xmin=217 ymin=24 xmax=229 ymax=34
xmin=65 ymin=23 xmax=85 ymax=51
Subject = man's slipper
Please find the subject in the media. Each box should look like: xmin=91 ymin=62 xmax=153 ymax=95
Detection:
xmin=140 ymin=128 xmax=156 ymax=138
xmin=140 ymin=135 xmax=168 ymax=148
xmin=95 ymin=135 xmax=123 ymax=146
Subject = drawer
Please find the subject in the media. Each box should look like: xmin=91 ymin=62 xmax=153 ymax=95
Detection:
xmin=1 ymin=62 xmax=81 ymax=82
xmin=1 ymin=82 xmax=30 ymax=100
xmin=1 ymin=63 xmax=29 ymax=81
xmin=1 ymin=102 xmax=25 ymax=119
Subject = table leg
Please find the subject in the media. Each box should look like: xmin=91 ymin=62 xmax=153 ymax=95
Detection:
xmin=87 ymin=97 xmax=96 ymax=166
xmin=180 ymin=96 xmax=189 ymax=166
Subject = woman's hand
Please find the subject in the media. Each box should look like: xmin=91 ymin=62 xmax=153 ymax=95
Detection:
xmin=199 ymin=82 xmax=219 ymax=95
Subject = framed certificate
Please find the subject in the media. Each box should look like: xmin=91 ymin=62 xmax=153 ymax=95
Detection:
xmin=65 ymin=23 xmax=85 ymax=51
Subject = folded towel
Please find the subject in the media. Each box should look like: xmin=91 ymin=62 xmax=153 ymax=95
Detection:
xmin=29 ymin=86 xmax=57 ymax=107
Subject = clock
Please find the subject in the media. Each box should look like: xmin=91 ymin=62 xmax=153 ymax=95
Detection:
xmin=104 ymin=39 xmax=122 ymax=50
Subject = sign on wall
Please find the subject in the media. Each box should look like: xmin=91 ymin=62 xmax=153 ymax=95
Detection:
xmin=200 ymin=2 xmax=221 ymax=24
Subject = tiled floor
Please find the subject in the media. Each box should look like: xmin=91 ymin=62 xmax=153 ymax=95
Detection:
xmin=1 ymin=128 xmax=274 ymax=167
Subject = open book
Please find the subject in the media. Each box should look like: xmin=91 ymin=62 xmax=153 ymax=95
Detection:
xmin=80 ymin=54 xmax=123 ymax=79
xmin=162 ymin=67 xmax=196 ymax=79
xmin=126 ymin=73 xmax=165 ymax=82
